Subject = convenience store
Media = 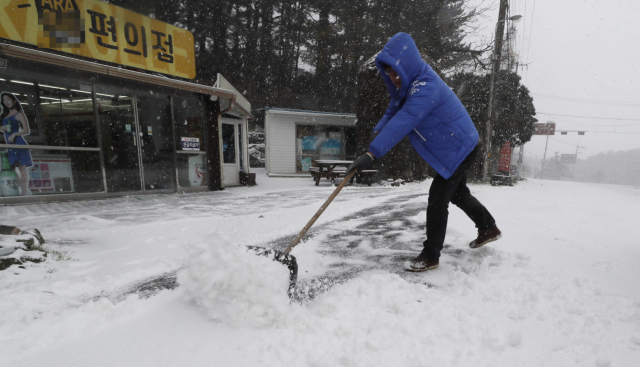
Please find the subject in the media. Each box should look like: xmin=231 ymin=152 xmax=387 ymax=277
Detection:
xmin=0 ymin=0 xmax=251 ymax=203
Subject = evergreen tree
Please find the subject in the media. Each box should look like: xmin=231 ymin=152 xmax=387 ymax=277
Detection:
xmin=448 ymin=70 xmax=537 ymax=179
xmin=106 ymin=0 xmax=487 ymax=114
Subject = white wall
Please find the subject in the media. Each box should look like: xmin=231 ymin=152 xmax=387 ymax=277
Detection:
xmin=265 ymin=110 xmax=356 ymax=175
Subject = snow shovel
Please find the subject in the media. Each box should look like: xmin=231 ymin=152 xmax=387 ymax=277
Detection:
xmin=248 ymin=170 xmax=357 ymax=290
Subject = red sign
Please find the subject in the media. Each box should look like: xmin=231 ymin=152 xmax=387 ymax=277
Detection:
xmin=534 ymin=123 xmax=556 ymax=135
xmin=498 ymin=142 xmax=512 ymax=172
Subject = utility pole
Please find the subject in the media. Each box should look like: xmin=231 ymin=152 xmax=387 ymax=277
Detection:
xmin=482 ymin=0 xmax=509 ymax=182
xmin=574 ymin=141 xmax=582 ymax=156
xmin=541 ymin=132 xmax=551 ymax=178
xmin=573 ymin=141 xmax=585 ymax=176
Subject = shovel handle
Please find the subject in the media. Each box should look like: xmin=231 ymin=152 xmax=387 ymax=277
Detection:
xmin=284 ymin=170 xmax=357 ymax=254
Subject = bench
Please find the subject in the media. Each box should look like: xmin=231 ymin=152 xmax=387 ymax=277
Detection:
xmin=309 ymin=167 xmax=343 ymax=186
xmin=358 ymin=170 xmax=378 ymax=186
xmin=309 ymin=159 xmax=378 ymax=186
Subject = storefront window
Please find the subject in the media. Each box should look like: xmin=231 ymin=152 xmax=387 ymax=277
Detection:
xmin=173 ymin=97 xmax=207 ymax=188
xmin=174 ymin=97 xmax=205 ymax=152
xmin=0 ymin=75 xmax=102 ymax=197
xmin=295 ymin=125 xmax=355 ymax=172
xmin=39 ymin=86 xmax=98 ymax=148
xmin=0 ymin=56 xmax=220 ymax=198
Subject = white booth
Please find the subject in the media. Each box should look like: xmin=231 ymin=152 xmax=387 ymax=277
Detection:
xmin=264 ymin=109 xmax=357 ymax=176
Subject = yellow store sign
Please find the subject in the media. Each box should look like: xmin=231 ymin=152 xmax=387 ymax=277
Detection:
xmin=0 ymin=0 xmax=196 ymax=79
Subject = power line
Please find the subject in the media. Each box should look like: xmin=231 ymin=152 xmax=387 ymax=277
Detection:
xmin=524 ymin=0 xmax=536 ymax=83
xmin=589 ymin=131 xmax=640 ymax=135
xmin=524 ymin=149 xmax=543 ymax=159
xmin=537 ymin=112 xmax=640 ymax=122
xmin=531 ymin=92 xmax=640 ymax=107
xmin=550 ymin=137 xmax=577 ymax=146
xmin=521 ymin=0 xmax=527 ymax=60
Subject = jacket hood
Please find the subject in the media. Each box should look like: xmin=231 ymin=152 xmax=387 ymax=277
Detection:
xmin=375 ymin=33 xmax=425 ymax=100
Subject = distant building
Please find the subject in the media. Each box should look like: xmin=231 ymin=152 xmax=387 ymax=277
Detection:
xmin=263 ymin=108 xmax=357 ymax=176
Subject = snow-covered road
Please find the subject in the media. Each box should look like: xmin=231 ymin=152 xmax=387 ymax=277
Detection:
xmin=2 ymin=170 xmax=639 ymax=366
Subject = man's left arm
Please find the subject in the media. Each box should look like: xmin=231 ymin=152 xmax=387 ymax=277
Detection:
xmin=368 ymin=85 xmax=438 ymax=159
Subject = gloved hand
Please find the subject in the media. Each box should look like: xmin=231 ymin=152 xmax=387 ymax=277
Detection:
xmin=346 ymin=152 xmax=375 ymax=175
xmin=367 ymin=132 xmax=380 ymax=147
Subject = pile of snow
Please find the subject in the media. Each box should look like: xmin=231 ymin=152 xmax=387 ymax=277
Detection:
xmin=177 ymin=233 xmax=292 ymax=327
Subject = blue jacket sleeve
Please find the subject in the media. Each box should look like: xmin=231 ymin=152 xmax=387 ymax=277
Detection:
xmin=372 ymin=99 xmax=401 ymax=133
xmin=368 ymin=85 xmax=438 ymax=158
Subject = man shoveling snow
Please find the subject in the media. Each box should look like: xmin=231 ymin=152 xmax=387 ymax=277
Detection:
xmin=346 ymin=32 xmax=502 ymax=272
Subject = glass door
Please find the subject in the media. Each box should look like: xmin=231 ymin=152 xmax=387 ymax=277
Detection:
xmin=222 ymin=122 xmax=239 ymax=186
xmin=135 ymin=95 xmax=176 ymax=191
xmin=96 ymin=89 xmax=142 ymax=192
xmin=97 ymin=86 xmax=177 ymax=193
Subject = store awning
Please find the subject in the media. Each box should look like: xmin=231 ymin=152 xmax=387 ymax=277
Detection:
xmin=0 ymin=43 xmax=252 ymax=117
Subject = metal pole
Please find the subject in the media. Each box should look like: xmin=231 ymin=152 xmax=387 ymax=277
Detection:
xmin=483 ymin=54 xmax=497 ymax=182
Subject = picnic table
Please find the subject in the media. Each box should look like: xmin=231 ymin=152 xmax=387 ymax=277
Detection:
xmin=309 ymin=160 xmax=350 ymax=186
xmin=309 ymin=159 xmax=377 ymax=186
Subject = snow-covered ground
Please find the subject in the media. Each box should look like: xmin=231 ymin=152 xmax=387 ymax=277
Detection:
xmin=2 ymin=169 xmax=639 ymax=367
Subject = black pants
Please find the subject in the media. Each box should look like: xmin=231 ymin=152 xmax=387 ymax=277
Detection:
xmin=422 ymin=145 xmax=495 ymax=261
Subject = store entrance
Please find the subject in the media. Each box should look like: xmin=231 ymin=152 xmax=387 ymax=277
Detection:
xmin=136 ymin=95 xmax=176 ymax=191
xmin=221 ymin=119 xmax=245 ymax=186
xmin=96 ymin=89 xmax=141 ymax=192
xmin=96 ymin=87 xmax=175 ymax=193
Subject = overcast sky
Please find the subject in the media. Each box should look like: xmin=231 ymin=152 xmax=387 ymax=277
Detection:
xmin=468 ymin=0 xmax=640 ymax=160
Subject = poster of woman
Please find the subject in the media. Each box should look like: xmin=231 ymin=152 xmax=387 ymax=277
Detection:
xmin=1 ymin=92 xmax=33 ymax=196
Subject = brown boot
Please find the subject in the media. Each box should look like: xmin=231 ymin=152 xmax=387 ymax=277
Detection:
xmin=469 ymin=226 xmax=502 ymax=249
xmin=404 ymin=254 xmax=439 ymax=272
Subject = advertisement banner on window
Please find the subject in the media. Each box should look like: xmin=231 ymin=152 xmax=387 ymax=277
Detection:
xmin=0 ymin=0 xmax=196 ymax=79
xmin=29 ymin=157 xmax=74 ymax=194
xmin=1 ymin=92 xmax=34 ymax=197
xmin=187 ymin=155 xmax=205 ymax=187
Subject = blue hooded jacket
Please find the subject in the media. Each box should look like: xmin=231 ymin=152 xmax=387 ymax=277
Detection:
xmin=369 ymin=32 xmax=479 ymax=179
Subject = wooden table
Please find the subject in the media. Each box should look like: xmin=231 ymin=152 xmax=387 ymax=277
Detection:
xmin=310 ymin=160 xmax=352 ymax=186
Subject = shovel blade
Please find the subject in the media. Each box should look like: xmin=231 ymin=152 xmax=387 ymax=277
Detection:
xmin=246 ymin=246 xmax=298 ymax=291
